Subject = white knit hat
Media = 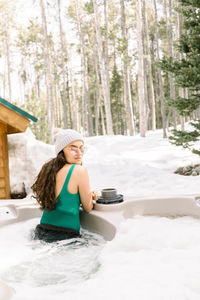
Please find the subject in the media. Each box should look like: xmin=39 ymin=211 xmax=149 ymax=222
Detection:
xmin=55 ymin=129 xmax=84 ymax=155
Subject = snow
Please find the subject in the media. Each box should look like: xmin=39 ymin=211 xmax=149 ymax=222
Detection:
xmin=2 ymin=127 xmax=200 ymax=300
xmin=61 ymin=215 xmax=200 ymax=300
xmin=8 ymin=128 xmax=54 ymax=195
xmin=8 ymin=127 xmax=200 ymax=198
xmin=2 ymin=216 xmax=200 ymax=300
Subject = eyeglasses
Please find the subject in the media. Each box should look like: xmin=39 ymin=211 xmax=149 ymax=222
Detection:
xmin=66 ymin=145 xmax=86 ymax=155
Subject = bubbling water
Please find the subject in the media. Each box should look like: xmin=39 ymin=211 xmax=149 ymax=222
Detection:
xmin=1 ymin=216 xmax=200 ymax=300
xmin=0 ymin=218 xmax=106 ymax=299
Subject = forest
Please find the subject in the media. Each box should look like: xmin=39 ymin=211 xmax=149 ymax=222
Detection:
xmin=0 ymin=0 xmax=200 ymax=147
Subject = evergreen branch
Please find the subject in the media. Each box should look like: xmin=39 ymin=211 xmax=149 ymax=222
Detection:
xmin=166 ymin=96 xmax=200 ymax=116
xmin=192 ymin=149 xmax=200 ymax=156
xmin=169 ymin=128 xmax=199 ymax=149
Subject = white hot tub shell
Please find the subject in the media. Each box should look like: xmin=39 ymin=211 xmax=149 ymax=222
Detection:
xmin=1 ymin=194 xmax=200 ymax=299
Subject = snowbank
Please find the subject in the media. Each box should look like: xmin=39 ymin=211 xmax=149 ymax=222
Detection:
xmin=7 ymin=128 xmax=200 ymax=197
xmin=8 ymin=129 xmax=54 ymax=195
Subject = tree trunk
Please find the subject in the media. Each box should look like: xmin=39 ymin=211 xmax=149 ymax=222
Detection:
xmin=67 ymin=76 xmax=73 ymax=129
xmin=153 ymin=0 xmax=167 ymax=138
xmin=84 ymin=56 xmax=93 ymax=136
xmin=176 ymin=4 xmax=185 ymax=131
xmin=103 ymin=0 xmax=110 ymax=88
xmin=54 ymin=82 xmax=59 ymax=127
xmin=3 ymin=67 xmax=6 ymax=99
xmin=166 ymin=0 xmax=176 ymax=129
xmin=40 ymin=0 xmax=54 ymax=143
xmin=69 ymin=66 xmax=80 ymax=131
xmin=94 ymin=50 xmax=101 ymax=135
xmin=80 ymin=54 xmax=86 ymax=132
xmin=75 ymin=0 xmax=93 ymax=136
xmin=120 ymin=0 xmax=136 ymax=135
xmin=5 ymin=23 xmax=12 ymax=101
xmin=58 ymin=0 xmax=68 ymax=128
xmin=100 ymin=106 xmax=106 ymax=135
xmin=144 ymin=4 xmax=156 ymax=131
xmin=136 ymin=0 xmax=148 ymax=137
xmin=93 ymin=0 xmax=113 ymax=135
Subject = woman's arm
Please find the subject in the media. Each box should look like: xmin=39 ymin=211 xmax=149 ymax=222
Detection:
xmin=77 ymin=166 xmax=97 ymax=212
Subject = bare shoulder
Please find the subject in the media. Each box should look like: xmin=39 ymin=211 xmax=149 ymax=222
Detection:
xmin=74 ymin=164 xmax=88 ymax=175
xmin=56 ymin=164 xmax=70 ymax=179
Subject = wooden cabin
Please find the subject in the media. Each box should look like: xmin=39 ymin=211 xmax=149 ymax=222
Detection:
xmin=0 ymin=97 xmax=37 ymax=199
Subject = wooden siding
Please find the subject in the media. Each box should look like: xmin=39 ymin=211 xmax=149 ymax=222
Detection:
xmin=0 ymin=122 xmax=10 ymax=199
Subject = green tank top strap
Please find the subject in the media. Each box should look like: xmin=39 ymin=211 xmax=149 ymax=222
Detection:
xmin=62 ymin=164 xmax=76 ymax=191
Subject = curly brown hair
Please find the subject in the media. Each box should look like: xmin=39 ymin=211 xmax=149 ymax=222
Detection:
xmin=31 ymin=151 xmax=67 ymax=211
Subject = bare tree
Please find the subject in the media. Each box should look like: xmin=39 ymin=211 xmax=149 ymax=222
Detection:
xmin=0 ymin=1 xmax=15 ymax=101
xmin=75 ymin=0 xmax=93 ymax=136
xmin=40 ymin=0 xmax=54 ymax=143
xmin=176 ymin=1 xmax=185 ymax=131
xmin=120 ymin=0 xmax=136 ymax=135
xmin=5 ymin=24 xmax=12 ymax=100
xmin=93 ymin=0 xmax=113 ymax=135
xmin=68 ymin=66 xmax=80 ymax=132
xmin=57 ymin=0 xmax=68 ymax=128
xmin=144 ymin=3 xmax=156 ymax=131
xmin=136 ymin=0 xmax=148 ymax=137
xmin=164 ymin=0 xmax=176 ymax=129
xmin=94 ymin=49 xmax=101 ymax=135
xmin=153 ymin=0 xmax=167 ymax=138
xmin=103 ymin=0 xmax=110 ymax=88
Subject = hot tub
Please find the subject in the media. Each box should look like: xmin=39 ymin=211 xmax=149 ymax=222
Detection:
xmin=1 ymin=194 xmax=200 ymax=300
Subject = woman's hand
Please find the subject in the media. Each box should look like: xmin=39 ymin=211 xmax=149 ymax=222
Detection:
xmin=91 ymin=190 xmax=98 ymax=201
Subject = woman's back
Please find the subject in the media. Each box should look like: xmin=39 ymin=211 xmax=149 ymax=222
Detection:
xmin=41 ymin=164 xmax=81 ymax=232
xmin=55 ymin=163 xmax=79 ymax=197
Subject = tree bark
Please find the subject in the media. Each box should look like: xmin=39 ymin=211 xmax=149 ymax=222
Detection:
xmin=58 ymin=0 xmax=68 ymax=128
xmin=75 ymin=0 xmax=93 ymax=136
xmin=69 ymin=66 xmax=80 ymax=131
xmin=40 ymin=0 xmax=54 ymax=143
xmin=120 ymin=0 xmax=136 ymax=135
xmin=166 ymin=0 xmax=176 ymax=129
xmin=144 ymin=4 xmax=156 ymax=131
xmin=176 ymin=3 xmax=184 ymax=131
xmin=103 ymin=0 xmax=110 ymax=88
xmin=136 ymin=0 xmax=148 ymax=137
xmin=153 ymin=0 xmax=167 ymax=138
xmin=93 ymin=0 xmax=113 ymax=135
xmin=5 ymin=23 xmax=12 ymax=101
xmin=100 ymin=106 xmax=106 ymax=135
xmin=94 ymin=50 xmax=101 ymax=135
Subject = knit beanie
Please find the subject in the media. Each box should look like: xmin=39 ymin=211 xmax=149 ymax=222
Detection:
xmin=55 ymin=129 xmax=84 ymax=155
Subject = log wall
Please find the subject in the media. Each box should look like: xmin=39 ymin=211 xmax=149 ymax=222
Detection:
xmin=0 ymin=122 xmax=10 ymax=199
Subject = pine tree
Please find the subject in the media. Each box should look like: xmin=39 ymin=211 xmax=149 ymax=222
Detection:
xmin=160 ymin=0 xmax=200 ymax=155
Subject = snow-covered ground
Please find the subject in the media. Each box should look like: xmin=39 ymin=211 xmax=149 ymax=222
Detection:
xmin=2 ymin=127 xmax=200 ymax=300
xmin=8 ymin=127 xmax=200 ymax=198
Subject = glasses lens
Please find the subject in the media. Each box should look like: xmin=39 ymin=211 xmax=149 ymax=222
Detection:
xmin=81 ymin=146 xmax=86 ymax=153
xmin=69 ymin=146 xmax=85 ymax=154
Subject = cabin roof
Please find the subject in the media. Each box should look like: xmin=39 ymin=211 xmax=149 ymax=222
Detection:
xmin=0 ymin=97 xmax=37 ymax=134
xmin=0 ymin=97 xmax=37 ymax=123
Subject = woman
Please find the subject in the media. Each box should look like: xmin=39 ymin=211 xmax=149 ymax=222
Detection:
xmin=32 ymin=129 xmax=98 ymax=242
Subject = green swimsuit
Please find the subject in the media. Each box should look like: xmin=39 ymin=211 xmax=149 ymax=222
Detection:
xmin=40 ymin=164 xmax=81 ymax=232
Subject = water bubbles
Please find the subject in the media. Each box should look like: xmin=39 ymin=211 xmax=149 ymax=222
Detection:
xmin=0 ymin=218 xmax=106 ymax=293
